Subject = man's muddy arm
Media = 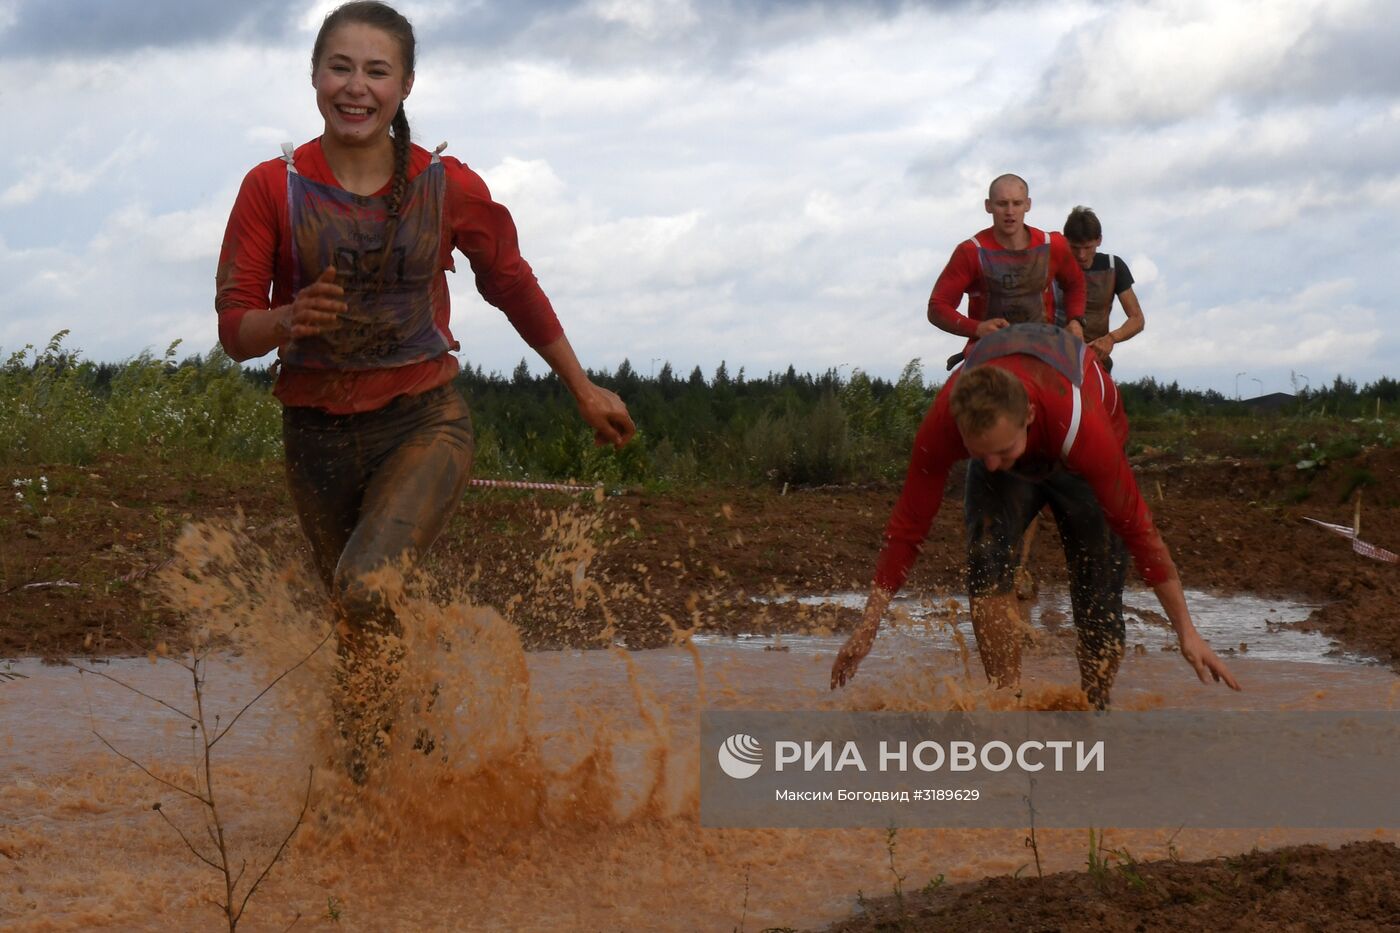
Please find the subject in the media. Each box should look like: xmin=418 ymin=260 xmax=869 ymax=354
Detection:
xmin=831 ymin=586 xmax=894 ymax=688
xmin=1152 ymin=576 xmax=1242 ymax=690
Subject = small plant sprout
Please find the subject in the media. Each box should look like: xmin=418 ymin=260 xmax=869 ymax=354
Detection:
xmin=75 ymin=627 xmax=332 ymax=931
xmin=1166 ymin=824 xmax=1185 ymax=863
xmin=1086 ymin=827 xmax=1111 ymax=889
xmin=1023 ymin=777 xmax=1044 ymax=881
xmin=1112 ymin=846 xmax=1147 ymax=890
xmin=885 ymin=824 xmax=907 ymax=918
xmin=735 ymin=864 xmax=750 ymax=933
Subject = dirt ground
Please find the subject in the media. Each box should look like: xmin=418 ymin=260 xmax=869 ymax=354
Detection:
xmin=823 ymin=840 xmax=1400 ymax=932
xmin=2 ymin=447 xmax=1397 ymax=932
xmin=3 ymin=445 xmax=1397 ymax=666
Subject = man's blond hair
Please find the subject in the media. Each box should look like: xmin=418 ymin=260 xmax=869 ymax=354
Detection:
xmin=950 ymin=366 xmax=1029 ymax=437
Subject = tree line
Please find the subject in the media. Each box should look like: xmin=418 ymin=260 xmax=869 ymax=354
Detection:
xmin=3 ymin=333 xmax=1396 ymax=486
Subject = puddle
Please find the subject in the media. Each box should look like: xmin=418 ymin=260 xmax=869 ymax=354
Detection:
xmin=2 ymin=582 xmax=1396 ymax=930
xmin=736 ymin=586 xmax=1371 ymax=666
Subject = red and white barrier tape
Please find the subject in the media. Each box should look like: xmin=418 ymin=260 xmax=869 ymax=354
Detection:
xmin=469 ymin=478 xmax=603 ymax=494
xmin=1302 ymin=517 xmax=1399 ymax=564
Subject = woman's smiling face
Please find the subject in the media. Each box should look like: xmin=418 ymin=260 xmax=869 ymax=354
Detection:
xmin=312 ymin=22 xmax=413 ymax=149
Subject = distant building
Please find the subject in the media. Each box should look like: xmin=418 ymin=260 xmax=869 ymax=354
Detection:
xmin=1240 ymin=392 xmax=1295 ymax=413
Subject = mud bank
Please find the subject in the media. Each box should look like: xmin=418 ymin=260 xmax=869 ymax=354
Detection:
xmin=4 ymin=448 xmax=1396 ymax=666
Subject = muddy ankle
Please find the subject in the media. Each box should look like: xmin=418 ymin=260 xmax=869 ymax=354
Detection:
xmin=411 ymin=727 xmax=437 ymax=756
xmin=1084 ymin=684 xmax=1111 ymax=710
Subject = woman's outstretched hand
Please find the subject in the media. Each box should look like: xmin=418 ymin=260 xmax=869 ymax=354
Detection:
xmin=533 ymin=334 xmax=637 ymax=448
xmin=576 ymin=382 xmax=636 ymax=448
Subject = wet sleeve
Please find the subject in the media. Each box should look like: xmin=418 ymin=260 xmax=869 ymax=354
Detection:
xmin=215 ymin=165 xmax=280 ymax=357
xmin=1050 ymin=234 xmax=1086 ymax=323
xmin=927 ymin=242 xmax=982 ymax=338
xmin=1114 ymin=256 xmax=1135 ymax=294
xmin=872 ymin=390 xmax=966 ymax=593
xmin=446 ymin=161 xmax=564 ymax=349
xmin=1067 ymin=409 xmax=1176 ymax=586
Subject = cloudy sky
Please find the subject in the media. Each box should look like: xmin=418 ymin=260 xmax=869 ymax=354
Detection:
xmin=1 ymin=0 xmax=1396 ymax=395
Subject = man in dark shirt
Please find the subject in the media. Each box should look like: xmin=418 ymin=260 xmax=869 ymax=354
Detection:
xmin=1055 ymin=206 xmax=1145 ymax=372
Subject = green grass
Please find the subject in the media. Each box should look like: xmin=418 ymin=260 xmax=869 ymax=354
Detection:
xmin=1 ymin=333 xmax=280 ymax=466
xmin=4 ymin=332 xmax=1395 ymax=489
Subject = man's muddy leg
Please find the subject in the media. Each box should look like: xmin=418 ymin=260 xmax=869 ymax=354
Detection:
xmin=1044 ymin=471 xmax=1128 ymax=709
xmin=964 ymin=462 xmax=1043 ymax=695
xmin=969 ymin=592 xmax=1026 ymax=688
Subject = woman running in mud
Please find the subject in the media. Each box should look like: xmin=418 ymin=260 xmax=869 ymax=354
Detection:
xmin=215 ymin=1 xmax=635 ymax=781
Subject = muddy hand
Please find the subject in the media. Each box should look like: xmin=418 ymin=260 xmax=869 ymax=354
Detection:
xmin=1089 ymin=334 xmax=1114 ymax=361
xmin=830 ymin=625 xmax=876 ymax=689
xmin=1180 ymin=632 xmax=1241 ymax=691
xmin=288 ymin=266 xmax=347 ymax=339
xmin=974 ymin=318 xmax=1010 ymax=338
xmin=578 ymin=382 xmax=636 ymax=449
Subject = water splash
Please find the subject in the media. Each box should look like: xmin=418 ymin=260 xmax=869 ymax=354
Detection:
xmin=2 ymin=506 xmax=1396 ymax=930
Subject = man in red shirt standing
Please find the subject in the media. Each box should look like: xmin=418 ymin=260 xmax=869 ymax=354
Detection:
xmin=927 ymin=174 xmax=1087 ymax=370
xmin=830 ymin=325 xmax=1240 ymax=708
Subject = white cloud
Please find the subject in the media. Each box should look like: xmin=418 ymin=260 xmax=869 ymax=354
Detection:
xmin=245 ymin=125 xmax=295 ymax=147
xmin=0 ymin=0 xmax=1396 ymax=393
xmin=1 ymin=133 xmax=153 ymax=207
xmin=1126 ymin=254 xmax=1158 ymax=285
xmin=94 ymin=197 xmax=233 ymax=264
xmin=297 ymin=1 xmax=340 ymax=32
xmin=587 ymin=0 xmax=697 ymax=35
xmin=1115 ymin=277 xmax=1386 ymax=394
xmin=1023 ymin=0 xmax=1316 ymax=127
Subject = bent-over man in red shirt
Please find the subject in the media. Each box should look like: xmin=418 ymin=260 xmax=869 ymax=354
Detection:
xmin=830 ymin=324 xmax=1240 ymax=707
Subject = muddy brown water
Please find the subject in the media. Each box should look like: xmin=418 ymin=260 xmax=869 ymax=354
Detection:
xmin=2 ymin=525 xmax=1398 ymax=931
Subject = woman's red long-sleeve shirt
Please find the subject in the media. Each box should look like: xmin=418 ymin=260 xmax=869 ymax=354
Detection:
xmin=215 ymin=138 xmax=563 ymax=413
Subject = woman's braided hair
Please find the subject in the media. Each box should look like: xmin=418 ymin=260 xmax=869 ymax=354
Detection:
xmin=312 ymin=1 xmax=416 ymax=293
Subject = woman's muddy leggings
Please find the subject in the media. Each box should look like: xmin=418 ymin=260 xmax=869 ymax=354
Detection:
xmin=283 ymin=384 xmax=474 ymax=621
xmin=963 ymin=461 xmax=1128 ymax=708
xmin=282 ymin=384 xmax=473 ymax=761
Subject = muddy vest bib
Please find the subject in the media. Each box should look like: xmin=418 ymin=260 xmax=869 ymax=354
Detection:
xmin=1055 ymin=255 xmax=1116 ymax=341
xmin=279 ymin=143 xmax=451 ymax=371
xmin=972 ymin=235 xmax=1052 ymax=325
xmin=963 ymin=323 xmax=1089 ymax=459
